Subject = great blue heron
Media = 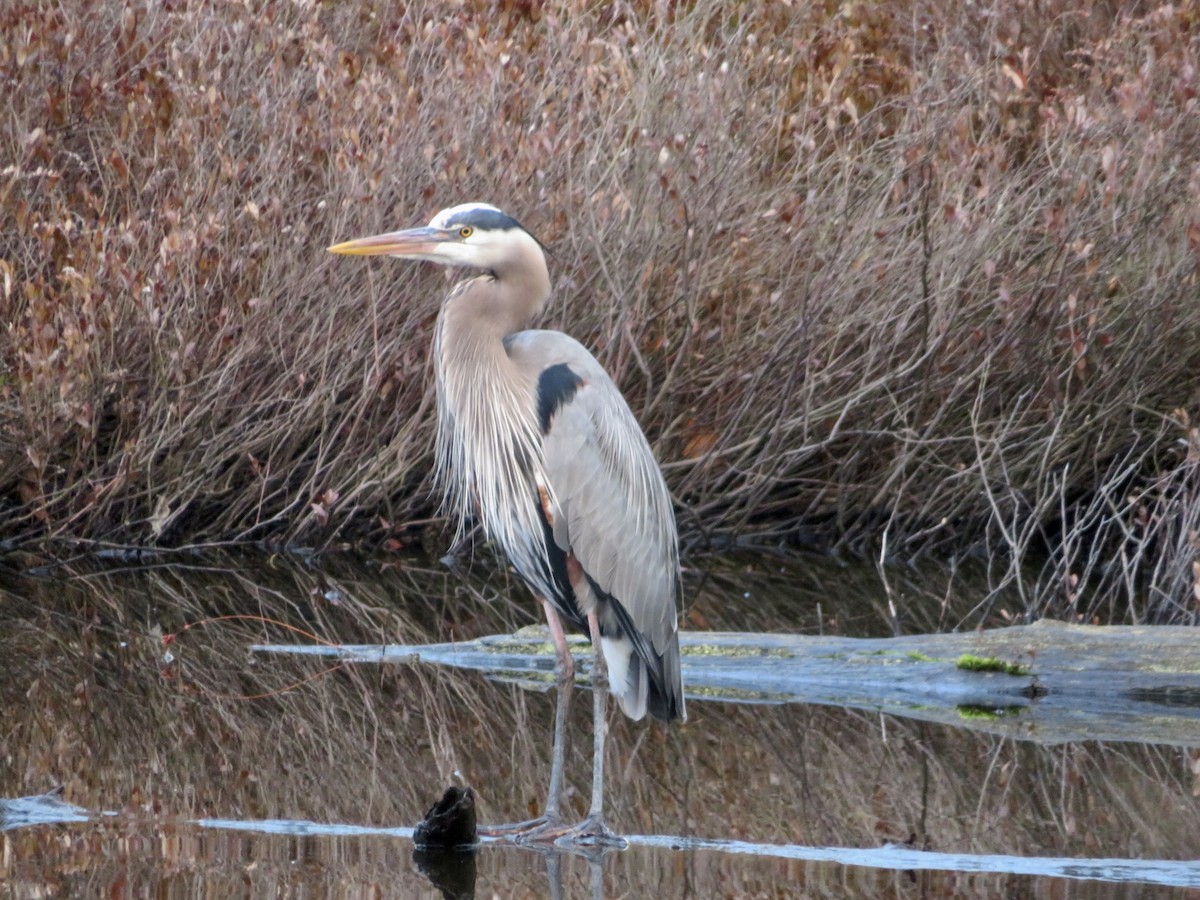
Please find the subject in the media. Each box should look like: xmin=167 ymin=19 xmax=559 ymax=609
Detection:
xmin=329 ymin=203 xmax=684 ymax=845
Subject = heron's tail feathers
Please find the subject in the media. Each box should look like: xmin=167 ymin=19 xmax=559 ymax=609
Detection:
xmin=600 ymin=634 xmax=685 ymax=724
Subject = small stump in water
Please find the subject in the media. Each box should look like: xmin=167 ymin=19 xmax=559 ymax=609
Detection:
xmin=414 ymin=784 xmax=478 ymax=849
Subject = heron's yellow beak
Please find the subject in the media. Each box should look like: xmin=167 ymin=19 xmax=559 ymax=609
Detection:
xmin=327 ymin=226 xmax=452 ymax=257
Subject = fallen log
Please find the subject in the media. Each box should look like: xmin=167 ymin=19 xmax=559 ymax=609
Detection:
xmin=252 ymin=619 xmax=1200 ymax=747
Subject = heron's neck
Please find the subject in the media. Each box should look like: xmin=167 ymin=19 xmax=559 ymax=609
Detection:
xmin=431 ymin=229 xmax=552 ymax=471
xmin=437 ymin=280 xmax=535 ymax=354
xmin=495 ymin=238 xmax=552 ymax=329
xmin=433 ymin=263 xmax=548 ymax=435
xmin=432 ymin=270 xmax=549 ymax=563
xmin=439 ymin=242 xmax=551 ymax=346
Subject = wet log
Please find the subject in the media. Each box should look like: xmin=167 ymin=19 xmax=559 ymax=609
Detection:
xmin=252 ymin=619 xmax=1200 ymax=747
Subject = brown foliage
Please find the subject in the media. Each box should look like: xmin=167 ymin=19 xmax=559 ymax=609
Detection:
xmin=3 ymin=0 xmax=1199 ymax=620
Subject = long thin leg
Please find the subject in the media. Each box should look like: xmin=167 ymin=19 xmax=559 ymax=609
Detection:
xmin=563 ymin=610 xmax=625 ymax=847
xmin=542 ymin=599 xmax=574 ymax=823
xmin=482 ymin=598 xmax=574 ymax=840
xmin=585 ymin=611 xmax=607 ymax=822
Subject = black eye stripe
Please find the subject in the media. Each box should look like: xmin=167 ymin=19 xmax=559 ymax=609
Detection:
xmin=444 ymin=208 xmax=525 ymax=232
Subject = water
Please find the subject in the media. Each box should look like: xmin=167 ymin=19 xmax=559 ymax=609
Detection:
xmin=2 ymin=550 xmax=1198 ymax=896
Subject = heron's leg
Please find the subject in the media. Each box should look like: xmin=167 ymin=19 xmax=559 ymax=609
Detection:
xmin=481 ymin=599 xmax=574 ymax=840
xmin=558 ymin=610 xmax=625 ymax=847
xmin=585 ymin=611 xmax=608 ymax=820
xmin=542 ymin=599 xmax=574 ymax=823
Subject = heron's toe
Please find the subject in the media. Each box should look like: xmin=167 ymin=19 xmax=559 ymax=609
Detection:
xmin=555 ymin=814 xmax=627 ymax=850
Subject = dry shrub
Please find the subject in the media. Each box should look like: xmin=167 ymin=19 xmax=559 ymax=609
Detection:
xmin=2 ymin=0 xmax=1199 ymax=621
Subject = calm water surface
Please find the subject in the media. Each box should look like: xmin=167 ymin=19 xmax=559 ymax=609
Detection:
xmin=2 ymin=549 xmax=1198 ymax=897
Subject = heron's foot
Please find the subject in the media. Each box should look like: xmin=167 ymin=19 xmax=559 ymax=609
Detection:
xmin=479 ymin=815 xmax=552 ymax=837
xmin=480 ymin=815 xmax=576 ymax=844
xmin=554 ymin=813 xmax=627 ymax=850
xmin=481 ymin=814 xmax=626 ymax=849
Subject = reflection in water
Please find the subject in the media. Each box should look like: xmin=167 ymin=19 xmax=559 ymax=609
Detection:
xmin=412 ymin=845 xmax=478 ymax=900
xmin=2 ymin=551 xmax=1199 ymax=896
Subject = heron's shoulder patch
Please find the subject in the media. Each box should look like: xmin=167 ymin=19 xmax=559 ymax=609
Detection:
xmin=536 ymin=363 xmax=586 ymax=434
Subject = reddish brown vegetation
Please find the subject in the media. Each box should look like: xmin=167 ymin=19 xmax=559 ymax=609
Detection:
xmin=2 ymin=0 xmax=1199 ymax=621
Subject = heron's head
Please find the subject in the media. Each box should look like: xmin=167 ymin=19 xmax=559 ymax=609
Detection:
xmin=328 ymin=202 xmax=544 ymax=274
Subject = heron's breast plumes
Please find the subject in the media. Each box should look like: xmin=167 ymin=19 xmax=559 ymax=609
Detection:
xmin=432 ymin=309 xmax=556 ymax=599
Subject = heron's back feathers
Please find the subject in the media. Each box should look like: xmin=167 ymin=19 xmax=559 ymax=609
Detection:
xmin=507 ymin=330 xmax=685 ymax=724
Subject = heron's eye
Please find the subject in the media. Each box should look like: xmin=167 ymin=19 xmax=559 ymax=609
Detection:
xmin=458 ymin=226 xmax=473 ymax=239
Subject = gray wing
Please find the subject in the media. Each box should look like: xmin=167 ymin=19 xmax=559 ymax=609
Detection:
xmin=507 ymin=330 xmax=682 ymax=717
